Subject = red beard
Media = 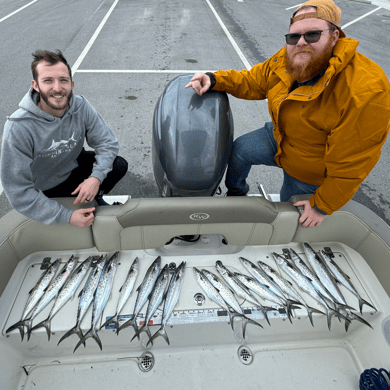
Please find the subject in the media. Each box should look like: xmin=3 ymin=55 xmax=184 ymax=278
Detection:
xmin=286 ymin=39 xmax=333 ymax=82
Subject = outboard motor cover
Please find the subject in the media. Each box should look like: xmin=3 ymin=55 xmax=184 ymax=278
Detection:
xmin=153 ymin=74 xmax=234 ymax=197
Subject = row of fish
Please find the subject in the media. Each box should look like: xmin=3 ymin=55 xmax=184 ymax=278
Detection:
xmin=194 ymin=242 xmax=376 ymax=338
xmin=6 ymin=253 xmax=186 ymax=352
xmin=6 ymin=243 xmax=376 ymax=348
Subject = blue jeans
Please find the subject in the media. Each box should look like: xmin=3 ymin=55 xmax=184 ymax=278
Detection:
xmin=225 ymin=122 xmax=319 ymax=201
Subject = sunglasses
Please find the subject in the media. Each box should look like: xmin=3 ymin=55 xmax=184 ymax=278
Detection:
xmin=285 ymin=29 xmax=332 ymax=45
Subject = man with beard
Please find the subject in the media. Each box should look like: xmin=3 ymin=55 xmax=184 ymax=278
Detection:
xmin=185 ymin=0 xmax=390 ymax=228
xmin=1 ymin=50 xmax=128 ymax=227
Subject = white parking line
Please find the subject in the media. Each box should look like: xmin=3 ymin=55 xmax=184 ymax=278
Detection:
xmin=341 ymin=6 xmax=382 ymax=29
xmin=76 ymin=70 xmax=215 ymax=73
xmin=0 ymin=0 xmax=39 ymax=24
xmin=205 ymin=0 xmax=251 ymax=70
xmin=72 ymin=0 xmax=119 ymax=74
xmin=285 ymin=3 xmax=304 ymax=10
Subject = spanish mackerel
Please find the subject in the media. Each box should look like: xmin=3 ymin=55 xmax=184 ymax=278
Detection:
xmin=74 ymin=252 xmax=120 ymax=352
xmin=117 ymin=256 xmax=161 ymax=337
xmin=6 ymin=258 xmax=61 ymax=341
xmin=318 ymin=249 xmax=374 ymax=330
xmin=318 ymin=249 xmax=377 ymax=314
xmin=272 ymin=252 xmax=350 ymax=330
xmin=258 ymin=260 xmax=325 ymax=326
xmin=193 ymin=267 xmax=236 ymax=329
xmin=58 ymin=255 xmax=108 ymax=346
xmin=233 ymin=272 xmax=289 ymax=313
xmin=289 ymin=248 xmax=339 ymax=304
xmin=24 ymin=255 xmax=79 ymax=340
xmin=131 ymin=264 xmax=170 ymax=344
xmin=202 ymin=269 xmax=263 ymax=338
xmin=215 ymin=260 xmax=272 ymax=326
xmin=100 ymin=257 xmax=139 ymax=331
xmin=240 ymin=257 xmax=300 ymax=322
xmin=148 ymin=261 xmax=186 ymax=346
xmin=302 ymin=243 xmax=356 ymax=312
xmin=30 ymin=256 xmax=93 ymax=340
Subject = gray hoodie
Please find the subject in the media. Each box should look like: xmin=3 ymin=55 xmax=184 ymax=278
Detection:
xmin=1 ymin=88 xmax=119 ymax=224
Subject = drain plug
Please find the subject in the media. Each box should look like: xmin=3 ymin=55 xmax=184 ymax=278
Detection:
xmin=138 ymin=352 xmax=154 ymax=372
xmin=194 ymin=293 xmax=205 ymax=306
xmin=237 ymin=345 xmax=253 ymax=365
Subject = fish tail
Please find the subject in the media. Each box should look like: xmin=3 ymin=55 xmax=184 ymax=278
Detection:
xmin=116 ymin=315 xmax=135 ymax=335
xmin=24 ymin=319 xmax=34 ymax=341
xmin=100 ymin=314 xmax=118 ymax=331
xmin=262 ymin=308 xmax=272 ymax=326
xmin=73 ymin=328 xmax=102 ymax=353
xmin=326 ymin=308 xmax=350 ymax=331
xmin=30 ymin=318 xmax=52 ymax=341
xmin=5 ymin=320 xmax=26 ymax=341
xmin=336 ymin=302 xmax=357 ymax=312
xmin=130 ymin=324 xmax=145 ymax=343
xmin=242 ymin=316 xmax=263 ymax=339
xmin=306 ymin=306 xmax=326 ymax=327
xmin=57 ymin=324 xmax=84 ymax=346
xmin=148 ymin=326 xmax=169 ymax=346
xmin=284 ymin=302 xmax=294 ymax=324
xmin=146 ymin=327 xmax=153 ymax=344
xmin=345 ymin=311 xmax=374 ymax=332
xmin=358 ymin=297 xmax=377 ymax=315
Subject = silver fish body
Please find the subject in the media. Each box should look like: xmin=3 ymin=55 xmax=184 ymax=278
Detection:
xmin=259 ymin=260 xmax=325 ymax=326
xmin=193 ymin=267 xmax=233 ymax=325
xmin=289 ymin=248 xmax=336 ymax=303
xmin=117 ymin=256 xmax=162 ymax=336
xmin=201 ymin=269 xmax=242 ymax=314
xmin=272 ymin=252 xmax=349 ymax=330
xmin=30 ymin=256 xmax=92 ymax=340
xmin=74 ymin=252 xmax=120 ymax=352
xmin=239 ymin=257 xmax=286 ymax=300
xmin=131 ymin=264 xmax=170 ymax=343
xmin=6 ymin=258 xmax=61 ymax=341
xmin=216 ymin=260 xmax=272 ymax=326
xmin=319 ymin=249 xmax=377 ymax=314
xmin=234 ymin=272 xmax=285 ymax=306
xmin=239 ymin=257 xmax=300 ymax=322
xmin=148 ymin=261 xmax=186 ymax=346
xmin=202 ymin=268 xmax=263 ymax=337
xmin=58 ymin=255 xmax=108 ymax=346
xmin=25 ymin=255 xmax=79 ymax=339
xmin=101 ymin=257 xmax=140 ymax=330
xmin=302 ymin=243 xmax=352 ymax=308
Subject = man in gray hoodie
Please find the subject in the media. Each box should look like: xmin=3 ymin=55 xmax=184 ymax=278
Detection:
xmin=1 ymin=50 xmax=128 ymax=227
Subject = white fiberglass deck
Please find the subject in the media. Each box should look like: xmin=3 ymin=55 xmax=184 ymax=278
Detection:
xmin=0 ymin=238 xmax=388 ymax=390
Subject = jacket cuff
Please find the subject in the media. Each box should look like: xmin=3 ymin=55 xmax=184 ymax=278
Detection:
xmin=314 ymin=204 xmax=327 ymax=215
xmin=90 ymin=171 xmax=105 ymax=184
xmin=206 ymin=72 xmax=216 ymax=90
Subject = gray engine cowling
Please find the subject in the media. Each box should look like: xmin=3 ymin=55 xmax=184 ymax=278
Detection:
xmin=152 ymin=74 xmax=234 ymax=197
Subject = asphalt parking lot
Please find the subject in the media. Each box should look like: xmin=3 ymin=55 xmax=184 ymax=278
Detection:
xmin=0 ymin=0 xmax=389 ymax=223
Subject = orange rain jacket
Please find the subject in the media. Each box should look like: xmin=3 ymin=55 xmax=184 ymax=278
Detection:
xmin=213 ymin=38 xmax=390 ymax=215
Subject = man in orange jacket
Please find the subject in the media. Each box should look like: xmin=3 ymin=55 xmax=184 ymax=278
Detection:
xmin=185 ymin=0 xmax=390 ymax=228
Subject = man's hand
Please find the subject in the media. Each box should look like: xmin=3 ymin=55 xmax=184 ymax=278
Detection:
xmin=72 ymin=177 xmax=101 ymax=205
xmin=69 ymin=208 xmax=95 ymax=228
xmin=185 ymin=72 xmax=211 ymax=96
xmin=293 ymin=200 xmax=326 ymax=228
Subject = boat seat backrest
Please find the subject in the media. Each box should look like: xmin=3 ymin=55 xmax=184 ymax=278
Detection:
xmin=0 ymin=199 xmax=95 ymax=296
xmin=92 ymin=197 xmax=300 ymax=252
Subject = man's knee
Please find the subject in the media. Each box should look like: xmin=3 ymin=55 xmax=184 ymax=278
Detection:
xmin=113 ymin=156 xmax=128 ymax=176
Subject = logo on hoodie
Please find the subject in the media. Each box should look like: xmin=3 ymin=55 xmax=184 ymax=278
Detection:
xmin=37 ymin=133 xmax=79 ymax=158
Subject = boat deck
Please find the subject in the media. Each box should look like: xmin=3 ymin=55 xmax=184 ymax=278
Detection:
xmin=1 ymin=238 xmax=385 ymax=390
